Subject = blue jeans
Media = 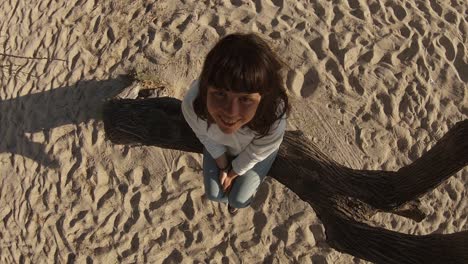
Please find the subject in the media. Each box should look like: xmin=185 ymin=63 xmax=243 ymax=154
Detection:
xmin=203 ymin=148 xmax=278 ymax=208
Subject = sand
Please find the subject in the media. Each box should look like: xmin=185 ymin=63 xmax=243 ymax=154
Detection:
xmin=0 ymin=0 xmax=466 ymax=263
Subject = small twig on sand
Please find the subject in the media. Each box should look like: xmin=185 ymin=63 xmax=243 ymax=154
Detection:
xmin=0 ymin=53 xmax=67 ymax=62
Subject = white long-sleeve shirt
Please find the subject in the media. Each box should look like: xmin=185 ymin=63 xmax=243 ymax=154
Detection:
xmin=181 ymin=80 xmax=286 ymax=175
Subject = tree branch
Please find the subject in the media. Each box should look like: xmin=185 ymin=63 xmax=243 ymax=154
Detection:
xmin=102 ymin=96 xmax=468 ymax=263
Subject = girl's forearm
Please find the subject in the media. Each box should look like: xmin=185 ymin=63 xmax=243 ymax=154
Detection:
xmin=215 ymin=153 xmax=229 ymax=169
xmin=227 ymin=169 xmax=239 ymax=179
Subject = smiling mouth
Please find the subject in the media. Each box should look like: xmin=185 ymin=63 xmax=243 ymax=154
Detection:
xmin=219 ymin=116 xmax=239 ymax=126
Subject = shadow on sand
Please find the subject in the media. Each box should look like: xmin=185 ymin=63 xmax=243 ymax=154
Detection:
xmin=0 ymin=75 xmax=133 ymax=167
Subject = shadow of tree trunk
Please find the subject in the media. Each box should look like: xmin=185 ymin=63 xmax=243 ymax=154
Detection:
xmin=0 ymin=75 xmax=132 ymax=166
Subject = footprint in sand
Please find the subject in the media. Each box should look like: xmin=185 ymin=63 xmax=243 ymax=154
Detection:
xmin=397 ymin=35 xmax=419 ymax=63
xmin=331 ymin=6 xmax=344 ymax=27
xmin=389 ymin=3 xmax=407 ymax=21
xmin=198 ymin=13 xmax=228 ymax=37
xmin=438 ymin=35 xmax=455 ymax=61
xmin=347 ymin=0 xmax=365 ymax=20
xmin=429 ymin=0 xmax=443 ymax=17
xmin=286 ymin=69 xmax=315 ymax=98
xmin=454 ymin=43 xmax=468 ymax=83
xmin=121 ymin=233 xmax=140 ymax=258
xmin=181 ymin=191 xmax=195 ymax=220
xmin=159 ymin=32 xmax=183 ymax=56
xmin=122 ymin=191 xmax=141 ymax=233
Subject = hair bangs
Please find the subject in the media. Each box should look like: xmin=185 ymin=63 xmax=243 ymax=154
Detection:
xmin=209 ymin=47 xmax=269 ymax=95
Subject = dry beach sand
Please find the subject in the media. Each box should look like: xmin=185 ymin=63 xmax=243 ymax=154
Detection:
xmin=0 ymin=0 xmax=467 ymax=263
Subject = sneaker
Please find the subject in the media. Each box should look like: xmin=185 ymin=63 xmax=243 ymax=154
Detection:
xmin=228 ymin=204 xmax=238 ymax=215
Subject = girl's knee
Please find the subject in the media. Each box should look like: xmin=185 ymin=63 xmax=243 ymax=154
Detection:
xmin=228 ymin=196 xmax=252 ymax=208
xmin=205 ymin=191 xmax=225 ymax=202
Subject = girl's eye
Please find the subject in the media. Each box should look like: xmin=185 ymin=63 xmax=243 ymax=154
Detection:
xmin=240 ymin=97 xmax=253 ymax=104
xmin=212 ymin=91 xmax=226 ymax=98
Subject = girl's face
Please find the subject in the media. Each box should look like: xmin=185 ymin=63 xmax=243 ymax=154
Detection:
xmin=206 ymin=86 xmax=262 ymax=134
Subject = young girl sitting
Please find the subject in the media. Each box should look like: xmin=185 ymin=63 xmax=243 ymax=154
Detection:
xmin=181 ymin=33 xmax=290 ymax=215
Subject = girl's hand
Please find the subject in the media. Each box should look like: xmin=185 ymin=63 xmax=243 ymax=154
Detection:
xmin=219 ymin=170 xmax=238 ymax=193
xmin=219 ymin=170 xmax=229 ymax=192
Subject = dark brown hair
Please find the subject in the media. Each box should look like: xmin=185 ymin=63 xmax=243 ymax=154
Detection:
xmin=193 ymin=33 xmax=290 ymax=138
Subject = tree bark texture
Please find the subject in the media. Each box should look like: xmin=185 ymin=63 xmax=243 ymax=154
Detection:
xmin=103 ymin=97 xmax=468 ymax=264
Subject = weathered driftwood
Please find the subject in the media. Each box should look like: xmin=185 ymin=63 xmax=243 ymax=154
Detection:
xmin=102 ymin=97 xmax=468 ymax=264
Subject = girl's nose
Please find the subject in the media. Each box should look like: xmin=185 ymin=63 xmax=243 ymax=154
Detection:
xmin=224 ymin=99 xmax=239 ymax=116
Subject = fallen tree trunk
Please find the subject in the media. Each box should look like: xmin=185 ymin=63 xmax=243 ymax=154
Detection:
xmin=102 ymin=96 xmax=468 ymax=264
